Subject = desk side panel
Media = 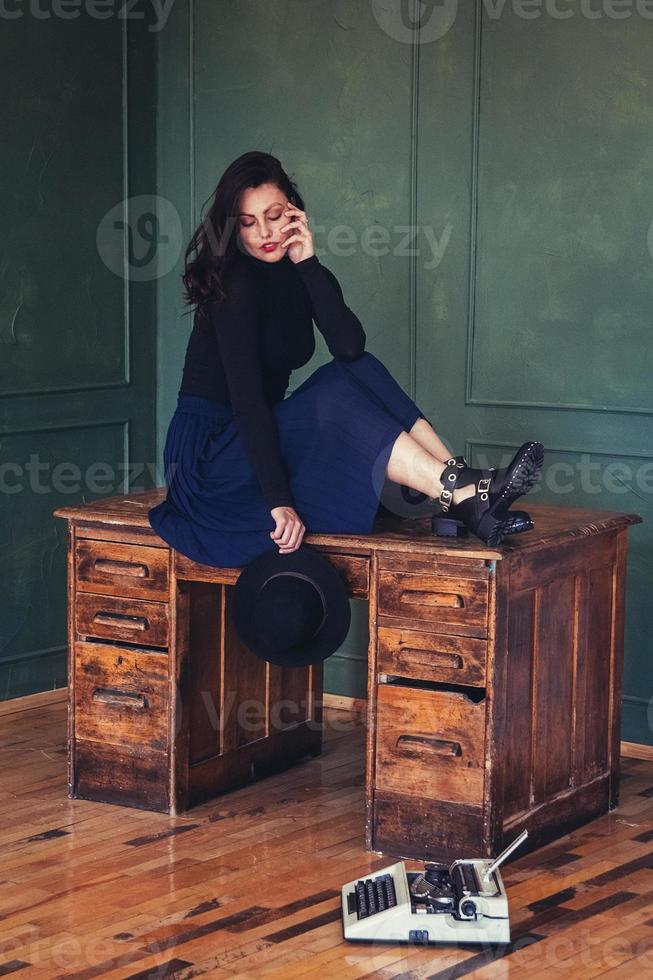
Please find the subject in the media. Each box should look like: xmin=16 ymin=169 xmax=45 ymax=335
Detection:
xmin=496 ymin=530 xmax=621 ymax=847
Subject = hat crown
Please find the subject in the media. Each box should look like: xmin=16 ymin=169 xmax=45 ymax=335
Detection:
xmin=252 ymin=572 xmax=326 ymax=656
xmin=233 ymin=544 xmax=351 ymax=668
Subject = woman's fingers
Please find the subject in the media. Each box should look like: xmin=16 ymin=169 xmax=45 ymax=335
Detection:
xmin=281 ymin=520 xmax=299 ymax=548
xmin=280 ymin=233 xmax=303 ymax=248
xmin=279 ymin=522 xmax=294 ymax=546
xmin=274 ymin=517 xmax=293 ymax=546
xmin=280 ymin=217 xmax=303 ymax=234
xmin=288 ymin=522 xmax=304 ymax=550
xmin=277 ymin=519 xmax=305 ymax=553
xmin=269 ymin=507 xmax=306 ymax=553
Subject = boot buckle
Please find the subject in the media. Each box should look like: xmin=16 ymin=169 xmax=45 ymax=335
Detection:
xmin=439 ymin=487 xmax=453 ymax=512
xmin=477 ymin=476 xmax=491 ymax=502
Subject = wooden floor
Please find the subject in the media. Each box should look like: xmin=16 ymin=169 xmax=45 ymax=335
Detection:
xmin=1 ymin=704 xmax=653 ymax=979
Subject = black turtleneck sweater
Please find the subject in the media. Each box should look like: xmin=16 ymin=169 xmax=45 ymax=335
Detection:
xmin=178 ymin=248 xmax=366 ymax=512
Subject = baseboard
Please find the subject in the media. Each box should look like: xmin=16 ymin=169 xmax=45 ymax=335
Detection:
xmin=323 ymin=693 xmax=367 ymax=716
xmin=3 ymin=688 xmax=653 ymax=763
xmin=0 ymin=686 xmax=67 ymax=716
xmin=620 ymin=741 xmax=653 ymax=762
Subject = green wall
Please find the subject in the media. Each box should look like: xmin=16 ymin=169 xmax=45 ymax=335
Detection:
xmin=4 ymin=2 xmax=651 ymax=747
xmin=155 ymin=0 xmax=652 ymax=743
xmin=0 ymin=14 xmax=157 ymax=699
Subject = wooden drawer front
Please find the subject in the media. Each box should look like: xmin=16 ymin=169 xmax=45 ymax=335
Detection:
xmin=75 ymin=592 xmax=169 ymax=648
xmin=74 ymin=641 xmax=168 ymax=752
xmin=374 ymin=684 xmax=486 ymax=805
xmin=377 ymin=570 xmax=489 ymax=638
xmin=377 ymin=627 xmax=486 ymax=687
xmin=76 ymin=538 xmax=169 ymax=601
xmin=378 ymin=553 xmax=490 ymax=577
xmin=324 ymin=554 xmax=369 ymax=598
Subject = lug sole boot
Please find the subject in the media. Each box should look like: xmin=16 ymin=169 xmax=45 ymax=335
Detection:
xmin=432 ymin=441 xmax=544 ymax=547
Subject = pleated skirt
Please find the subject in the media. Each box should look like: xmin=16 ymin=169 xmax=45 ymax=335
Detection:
xmin=147 ymin=351 xmax=428 ymax=568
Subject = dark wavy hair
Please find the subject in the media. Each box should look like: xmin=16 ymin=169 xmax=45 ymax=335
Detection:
xmin=181 ymin=150 xmax=306 ymax=324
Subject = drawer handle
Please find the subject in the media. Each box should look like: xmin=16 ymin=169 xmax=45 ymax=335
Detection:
xmin=93 ymin=610 xmax=150 ymax=631
xmin=398 ymin=649 xmax=463 ymax=670
xmin=93 ymin=558 xmax=150 ymax=578
xmin=92 ymin=687 xmax=147 ymax=710
xmin=400 ymin=590 xmax=464 ymax=608
xmin=396 ymin=734 xmax=462 ymax=757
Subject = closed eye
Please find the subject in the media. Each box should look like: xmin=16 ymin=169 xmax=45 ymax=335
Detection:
xmin=241 ymin=214 xmax=282 ymax=228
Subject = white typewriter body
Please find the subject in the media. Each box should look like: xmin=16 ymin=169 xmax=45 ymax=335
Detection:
xmin=341 ymin=832 xmax=528 ymax=947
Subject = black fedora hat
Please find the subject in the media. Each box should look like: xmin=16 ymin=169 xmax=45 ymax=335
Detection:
xmin=232 ymin=543 xmax=351 ymax=667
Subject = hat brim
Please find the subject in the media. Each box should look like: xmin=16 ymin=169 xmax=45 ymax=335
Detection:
xmin=232 ymin=544 xmax=351 ymax=668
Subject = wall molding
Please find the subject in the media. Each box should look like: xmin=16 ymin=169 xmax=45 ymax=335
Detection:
xmin=465 ymin=437 xmax=653 ymax=466
xmin=463 ymin=0 xmax=484 ymax=416
xmin=0 ymin=417 xmax=130 ymax=493
xmin=2 ymin=17 xmax=131 ymax=400
xmin=408 ymin=0 xmax=421 ymax=403
xmin=463 ymin=0 xmax=653 ymax=419
xmin=466 ymin=393 xmax=653 ymax=418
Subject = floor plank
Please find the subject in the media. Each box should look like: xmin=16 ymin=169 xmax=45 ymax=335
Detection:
xmin=0 ymin=704 xmax=652 ymax=978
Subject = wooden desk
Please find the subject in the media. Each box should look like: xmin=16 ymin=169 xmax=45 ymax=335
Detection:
xmin=54 ymin=493 xmax=641 ymax=861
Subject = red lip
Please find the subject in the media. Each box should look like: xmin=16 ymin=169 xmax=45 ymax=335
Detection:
xmin=260 ymin=242 xmax=278 ymax=250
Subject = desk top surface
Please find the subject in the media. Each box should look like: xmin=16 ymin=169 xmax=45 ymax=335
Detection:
xmin=53 ymin=488 xmax=642 ymax=563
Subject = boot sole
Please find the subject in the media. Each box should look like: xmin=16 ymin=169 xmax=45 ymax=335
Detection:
xmin=495 ymin=441 xmax=544 ymax=510
xmin=431 ymin=511 xmax=533 ymax=538
xmin=479 ymin=441 xmax=544 ymax=546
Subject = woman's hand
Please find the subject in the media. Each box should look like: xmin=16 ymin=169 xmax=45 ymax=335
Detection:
xmin=280 ymin=203 xmax=315 ymax=264
xmin=270 ymin=505 xmax=306 ymax=554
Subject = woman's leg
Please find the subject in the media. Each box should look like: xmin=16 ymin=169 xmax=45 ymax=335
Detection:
xmin=338 ymin=351 xmax=453 ymax=462
xmin=385 ymin=431 xmax=475 ymax=505
xmin=406 ymin=417 xmax=453 ymax=463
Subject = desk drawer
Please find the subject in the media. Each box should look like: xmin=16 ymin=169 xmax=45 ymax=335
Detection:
xmin=374 ymin=683 xmax=486 ymax=805
xmin=73 ymin=641 xmax=168 ymax=752
xmin=75 ymin=592 xmax=169 ymax=649
xmin=377 ymin=627 xmax=486 ymax=687
xmin=377 ymin=569 xmax=489 ymax=638
xmin=323 ymin=554 xmax=369 ymax=599
xmin=76 ymin=538 xmax=169 ymax=601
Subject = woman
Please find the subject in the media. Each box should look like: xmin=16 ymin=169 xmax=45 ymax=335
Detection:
xmin=148 ymin=151 xmax=543 ymax=566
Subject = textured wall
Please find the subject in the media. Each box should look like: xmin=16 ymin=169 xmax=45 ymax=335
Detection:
xmin=0 ymin=14 xmax=157 ymax=699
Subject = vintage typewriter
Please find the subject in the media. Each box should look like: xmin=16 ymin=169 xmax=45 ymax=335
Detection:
xmin=341 ymin=830 xmax=527 ymax=946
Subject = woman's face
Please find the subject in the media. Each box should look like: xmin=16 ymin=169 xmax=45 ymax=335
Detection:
xmin=237 ymin=182 xmax=292 ymax=263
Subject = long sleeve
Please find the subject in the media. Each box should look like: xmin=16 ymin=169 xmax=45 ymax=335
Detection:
xmin=208 ymin=270 xmax=295 ymax=512
xmin=294 ymin=254 xmax=366 ymax=361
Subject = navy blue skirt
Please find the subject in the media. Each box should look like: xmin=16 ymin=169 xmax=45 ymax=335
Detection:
xmin=148 ymin=351 xmax=429 ymax=568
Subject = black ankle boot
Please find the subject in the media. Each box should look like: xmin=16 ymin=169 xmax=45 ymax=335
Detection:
xmin=387 ymin=481 xmax=532 ymax=535
xmin=433 ymin=443 xmax=544 ymax=547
